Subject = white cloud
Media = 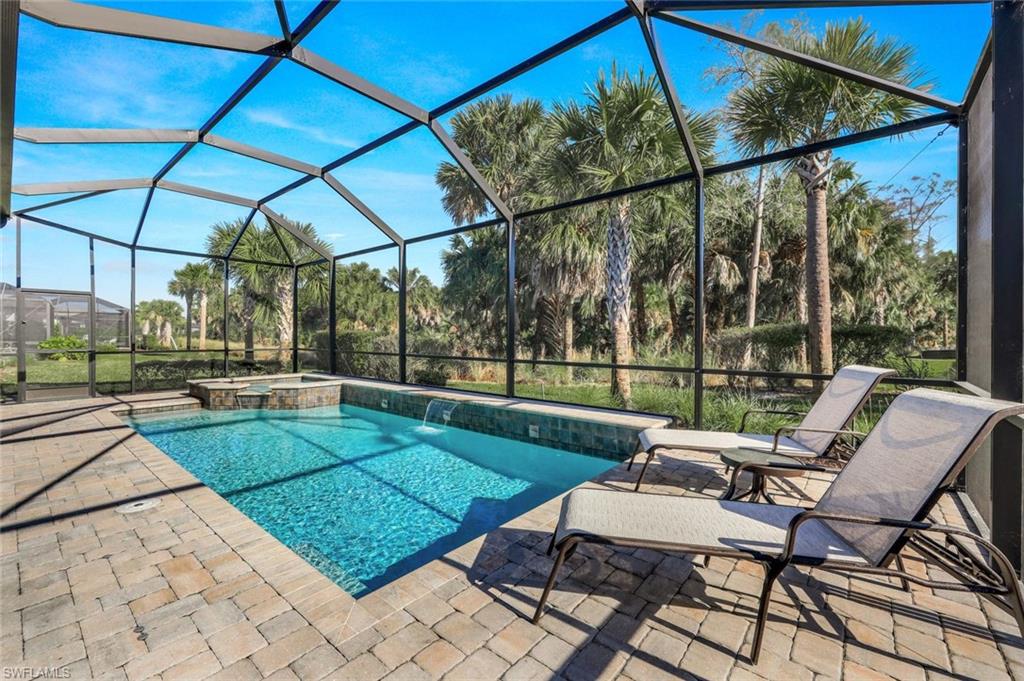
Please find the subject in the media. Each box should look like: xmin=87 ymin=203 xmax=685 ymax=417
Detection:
xmin=242 ymin=109 xmax=360 ymax=148
xmin=17 ymin=20 xmax=253 ymax=128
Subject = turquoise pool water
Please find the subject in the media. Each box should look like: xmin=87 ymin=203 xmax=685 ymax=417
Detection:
xmin=128 ymin=404 xmax=616 ymax=596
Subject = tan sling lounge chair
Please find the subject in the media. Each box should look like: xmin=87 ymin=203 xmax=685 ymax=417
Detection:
xmin=534 ymin=389 xmax=1024 ymax=664
xmin=629 ymin=365 xmax=896 ymax=490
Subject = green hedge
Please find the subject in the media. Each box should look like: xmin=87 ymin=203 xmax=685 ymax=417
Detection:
xmin=135 ymin=357 xmax=284 ymax=390
xmin=329 ymin=330 xmax=399 ymax=381
xmin=713 ymin=323 xmax=912 ymax=372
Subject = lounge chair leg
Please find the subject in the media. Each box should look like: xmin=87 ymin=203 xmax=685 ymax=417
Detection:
xmin=987 ymin=541 xmax=1024 ymax=640
xmin=634 ymin=452 xmax=655 ymax=491
xmin=533 ymin=539 xmax=575 ymax=624
xmin=750 ymin=561 xmax=786 ymax=665
xmin=627 ymin=443 xmax=645 ymax=471
xmin=700 ymin=554 xmax=709 ymax=568
xmin=546 ymin=533 xmax=556 ymax=556
xmin=894 ymin=554 xmax=910 ymax=592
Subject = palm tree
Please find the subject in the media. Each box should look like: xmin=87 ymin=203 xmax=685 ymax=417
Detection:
xmin=136 ymin=299 xmax=183 ymax=349
xmin=540 ymin=67 xmax=716 ymax=405
xmin=436 ymin=95 xmax=545 ymax=219
xmin=206 ymin=217 xmax=331 ymax=361
xmin=167 ymin=262 xmax=217 ymax=351
xmin=726 ymin=18 xmax=928 ymax=377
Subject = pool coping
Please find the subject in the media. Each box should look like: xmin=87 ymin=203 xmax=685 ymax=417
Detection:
xmin=104 ymin=380 xmax=672 ymax=648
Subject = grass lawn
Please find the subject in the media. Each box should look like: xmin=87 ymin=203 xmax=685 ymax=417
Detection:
xmin=447 ymin=379 xmax=814 ymax=432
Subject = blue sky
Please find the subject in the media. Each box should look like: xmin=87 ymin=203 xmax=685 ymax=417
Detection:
xmin=4 ymin=1 xmax=990 ymax=306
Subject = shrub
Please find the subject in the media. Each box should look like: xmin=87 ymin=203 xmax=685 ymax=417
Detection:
xmin=832 ymin=324 xmax=912 ymax=367
xmin=37 ymin=335 xmax=87 ymax=360
xmin=714 ymin=323 xmax=805 ymax=373
xmin=713 ymin=323 xmax=912 ymax=373
xmin=412 ymin=362 xmax=449 ymax=387
xmin=332 ymin=330 xmax=399 ymax=380
xmin=135 ymin=359 xmax=222 ymax=390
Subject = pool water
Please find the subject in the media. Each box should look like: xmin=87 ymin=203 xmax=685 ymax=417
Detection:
xmin=128 ymin=404 xmax=616 ymax=596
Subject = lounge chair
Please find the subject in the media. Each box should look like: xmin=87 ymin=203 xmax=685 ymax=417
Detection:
xmin=629 ymin=365 xmax=896 ymax=490
xmin=534 ymin=389 xmax=1024 ymax=664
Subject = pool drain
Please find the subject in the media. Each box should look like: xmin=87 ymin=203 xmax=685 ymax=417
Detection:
xmin=114 ymin=498 xmax=162 ymax=514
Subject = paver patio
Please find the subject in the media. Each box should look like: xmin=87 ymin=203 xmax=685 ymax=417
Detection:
xmin=2 ymin=392 xmax=1021 ymax=680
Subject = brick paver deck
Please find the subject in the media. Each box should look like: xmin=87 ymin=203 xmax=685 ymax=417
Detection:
xmin=2 ymin=393 xmax=1021 ymax=680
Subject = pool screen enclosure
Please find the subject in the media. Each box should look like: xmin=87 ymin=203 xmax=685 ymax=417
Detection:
xmin=0 ymin=1 xmax=1021 ymax=567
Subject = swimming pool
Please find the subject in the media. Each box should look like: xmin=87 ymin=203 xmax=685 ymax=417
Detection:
xmin=128 ymin=404 xmax=616 ymax=596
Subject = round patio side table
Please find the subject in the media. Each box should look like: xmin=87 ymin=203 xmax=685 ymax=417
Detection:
xmin=719 ymin=447 xmax=808 ymax=504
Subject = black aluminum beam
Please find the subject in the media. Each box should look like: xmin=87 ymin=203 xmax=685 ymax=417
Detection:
xmin=19 ymin=214 xmax=132 ymax=248
xmin=428 ymin=119 xmax=513 ymax=221
xmin=963 ymin=32 xmax=993 ymax=112
xmin=0 ymin=0 xmax=16 ymax=221
xmin=20 ymin=0 xmax=285 ymax=54
xmin=269 ymin=221 xmax=294 ymax=265
xmin=693 ymin=178 xmax=705 ymax=428
xmin=153 ymin=56 xmax=282 ymax=184
xmin=989 ymin=0 xmax=1023 ymax=570
xmin=259 ymin=205 xmax=333 ymax=261
xmin=131 ymin=187 xmax=155 ymax=247
xmin=15 ymin=112 xmax=952 ymax=250
xmin=334 ymin=242 xmax=397 ymax=261
xmin=398 ymin=243 xmax=407 ymax=382
xmin=291 ymin=47 xmax=430 ymax=123
xmin=431 ymin=7 xmax=634 ymax=117
xmin=328 ymin=261 xmax=337 ymax=374
xmin=322 ymin=174 xmax=403 ymax=246
xmin=274 ymin=0 xmax=290 ymax=40
xmin=255 ymin=7 xmax=634 ymax=211
xmin=320 ymin=121 xmax=421 ymax=176
xmin=505 ymin=220 xmax=516 ymax=395
xmin=225 ymin=208 xmax=259 ymax=258
xmin=955 ymin=118 xmax=968 ymax=382
xmin=288 ymin=1 xmax=337 ymax=44
xmin=631 ymin=3 xmax=704 ymax=177
xmin=655 ymin=11 xmax=960 ymax=115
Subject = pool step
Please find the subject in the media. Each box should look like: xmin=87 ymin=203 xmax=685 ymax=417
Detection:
xmin=293 ymin=541 xmax=368 ymax=596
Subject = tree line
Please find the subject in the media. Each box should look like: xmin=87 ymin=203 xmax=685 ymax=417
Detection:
xmin=136 ymin=17 xmax=957 ymax=406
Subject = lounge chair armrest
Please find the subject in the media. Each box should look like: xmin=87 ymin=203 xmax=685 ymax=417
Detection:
xmin=771 ymin=426 xmax=866 ymax=453
xmin=780 ymin=510 xmax=939 ymax=561
xmin=739 ymin=408 xmax=805 ymax=432
xmin=728 ymin=460 xmax=828 ymax=490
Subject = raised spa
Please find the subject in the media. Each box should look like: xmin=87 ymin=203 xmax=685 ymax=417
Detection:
xmin=188 ymin=373 xmax=344 ymax=410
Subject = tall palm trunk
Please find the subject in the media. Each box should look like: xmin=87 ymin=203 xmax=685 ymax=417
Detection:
xmin=797 ymin=152 xmax=834 ymax=383
xmin=242 ymin=293 xmax=256 ymax=361
xmin=275 ymin=278 xmax=293 ymax=363
xmin=805 ymin=186 xmax=834 ymax=381
xmin=197 ymin=291 xmax=208 ymax=351
xmin=563 ymin=306 xmax=574 ymax=383
xmin=184 ymin=296 xmax=193 ymax=351
xmin=742 ymin=166 xmax=766 ymax=370
xmin=633 ymin=280 xmax=647 ymax=351
xmin=607 ymin=198 xmax=632 ymax=406
xmin=159 ymin=319 xmax=174 ymax=349
xmin=795 ymin=262 xmax=808 ymax=371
